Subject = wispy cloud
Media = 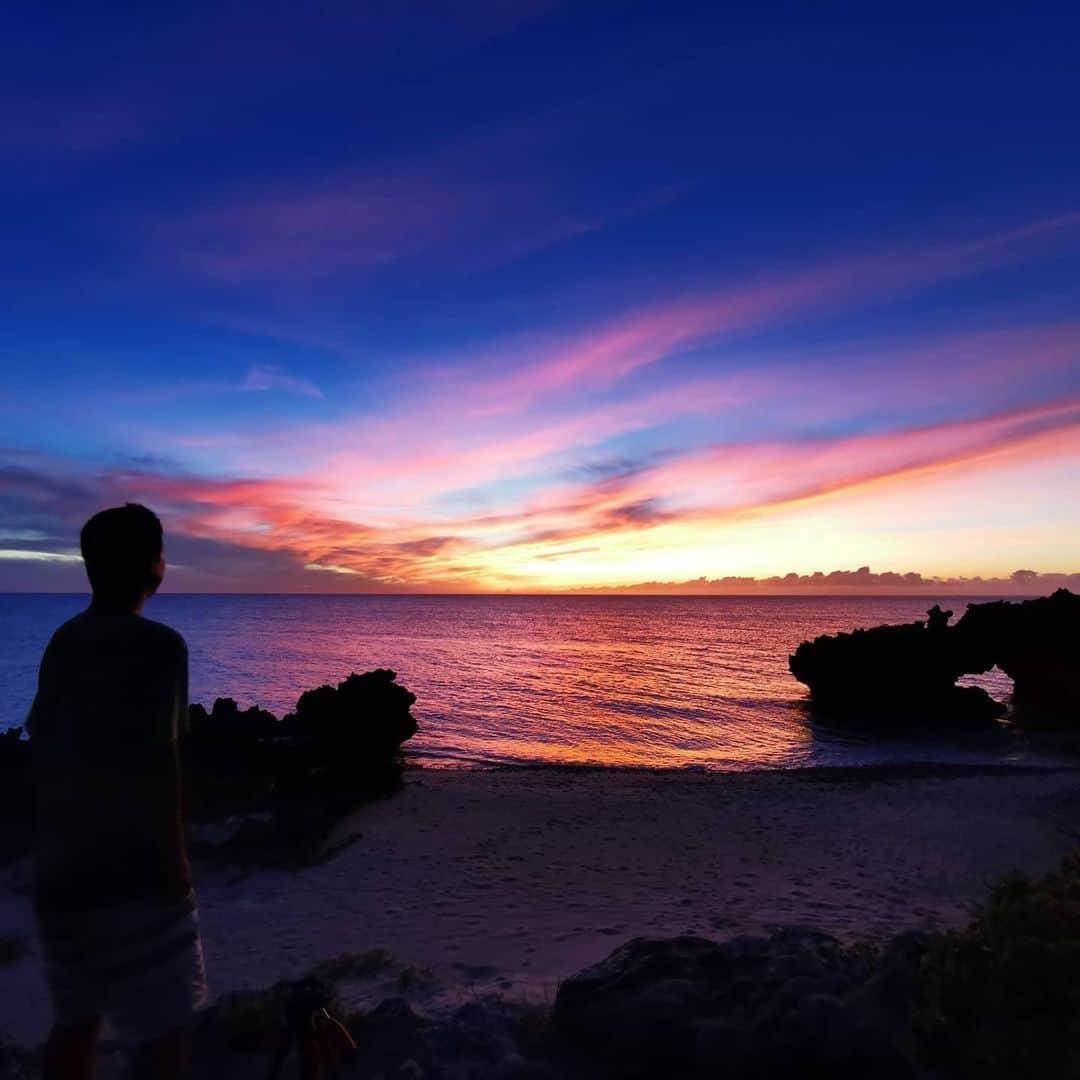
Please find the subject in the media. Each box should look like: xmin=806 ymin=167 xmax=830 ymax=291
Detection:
xmin=447 ymin=212 xmax=1080 ymax=415
xmin=242 ymin=365 xmax=324 ymax=399
xmin=0 ymin=549 xmax=82 ymax=564
xmin=157 ymin=170 xmax=669 ymax=284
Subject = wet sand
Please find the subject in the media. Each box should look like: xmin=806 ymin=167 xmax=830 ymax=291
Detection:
xmin=2 ymin=763 xmax=1079 ymax=1044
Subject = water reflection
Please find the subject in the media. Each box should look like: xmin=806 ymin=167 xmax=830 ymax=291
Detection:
xmin=0 ymin=594 xmax=1060 ymax=771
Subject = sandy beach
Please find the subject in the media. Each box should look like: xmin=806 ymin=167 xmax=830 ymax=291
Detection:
xmin=2 ymin=763 xmax=1079 ymax=1046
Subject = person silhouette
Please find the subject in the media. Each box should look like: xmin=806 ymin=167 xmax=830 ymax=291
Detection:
xmin=27 ymin=504 xmax=206 ymax=1079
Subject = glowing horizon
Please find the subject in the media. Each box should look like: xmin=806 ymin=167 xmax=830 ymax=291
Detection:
xmin=2 ymin=7 xmax=1078 ymax=593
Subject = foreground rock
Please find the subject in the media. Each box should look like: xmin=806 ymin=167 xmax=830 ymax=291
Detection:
xmin=6 ymin=843 xmax=1077 ymax=1077
xmin=39 ymin=926 xmax=928 ymax=1079
xmin=554 ymin=929 xmax=920 ymax=1078
xmin=789 ymin=588 xmax=1080 ymax=726
xmin=191 ymin=993 xmax=572 ymax=1080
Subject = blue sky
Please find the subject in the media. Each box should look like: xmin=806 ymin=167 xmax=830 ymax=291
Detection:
xmin=2 ymin=2 xmax=1079 ymax=591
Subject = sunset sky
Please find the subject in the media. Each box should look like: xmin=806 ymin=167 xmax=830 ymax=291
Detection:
xmin=2 ymin=4 xmax=1078 ymax=593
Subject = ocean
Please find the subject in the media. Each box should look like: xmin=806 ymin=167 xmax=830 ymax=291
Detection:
xmin=0 ymin=592 xmax=1058 ymax=772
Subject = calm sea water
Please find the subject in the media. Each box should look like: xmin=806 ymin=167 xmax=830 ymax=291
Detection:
xmin=0 ymin=593 xmax=1059 ymax=772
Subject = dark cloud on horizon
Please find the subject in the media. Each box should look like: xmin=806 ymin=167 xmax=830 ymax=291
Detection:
xmin=560 ymin=566 xmax=1080 ymax=596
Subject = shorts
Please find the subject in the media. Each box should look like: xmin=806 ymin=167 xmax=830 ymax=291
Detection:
xmin=36 ymin=891 xmax=208 ymax=1044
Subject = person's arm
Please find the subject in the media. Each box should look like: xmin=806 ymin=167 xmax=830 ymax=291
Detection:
xmin=173 ymin=637 xmax=190 ymax=744
xmin=172 ymin=637 xmax=191 ymax=830
xmin=25 ymin=637 xmax=58 ymax=739
xmin=166 ymin=637 xmax=191 ymax=865
xmin=134 ymin=635 xmax=193 ymax=891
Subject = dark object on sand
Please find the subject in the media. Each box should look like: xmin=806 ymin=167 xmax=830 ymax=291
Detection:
xmin=183 ymin=669 xmax=418 ymax=867
xmin=789 ymin=589 xmax=1080 ymax=726
xmin=266 ymin=976 xmax=357 ymax=1080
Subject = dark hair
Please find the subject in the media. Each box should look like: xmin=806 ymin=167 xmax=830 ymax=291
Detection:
xmin=80 ymin=503 xmax=164 ymax=605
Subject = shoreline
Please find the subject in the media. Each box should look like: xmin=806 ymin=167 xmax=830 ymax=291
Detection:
xmin=422 ymin=758 xmax=1080 ymax=780
xmin=3 ymin=762 xmax=1079 ymax=1049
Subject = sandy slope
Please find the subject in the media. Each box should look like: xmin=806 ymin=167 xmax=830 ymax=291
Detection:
xmin=2 ymin=764 xmax=1079 ymax=1045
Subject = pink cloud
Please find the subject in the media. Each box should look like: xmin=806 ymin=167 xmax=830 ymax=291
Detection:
xmin=101 ymin=394 xmax=1080 ymax=589
xmin=554 ymin=396 xmax=1080 ymax=534
xmin=160 ymin=312 xmax=1079 ymax=516
xmin=411 ymin=211 xmax=1080 ymax=417
xmin=154 ymin=132 xmax=672 ymax=284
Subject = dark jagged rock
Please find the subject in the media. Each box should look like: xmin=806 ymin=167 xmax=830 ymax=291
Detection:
xmin=553 ymin=929 xmax=914 ymax=1078
xmin=0 ymin=729 xmax=33 ymax=867
xmin=182 ymin=670 xmax=418 ymax=866
xmin=789 ymin=616 xmax=1003 ymax=725
xmin=189 ymin=698 xmax=280 ymax=744
xmin=0 ymin=670 xmax=418 ymax=873
xmin=953 ymin=588 xmax=1080 ymax=723
xmin=183 ymin=699 xmax=286 ymax=824
xmin=789 ymin=589 xmax=1079 ymax=727
xmin=282 ymin=669 xmax=418 ymax=759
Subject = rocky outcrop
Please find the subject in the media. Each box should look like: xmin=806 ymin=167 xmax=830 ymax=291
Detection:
xmin=553 ymin=928 xmax=919 ymax=1078
xmin=281 ymin=670 xmax=418 ymax=757
xmin=0 ymin=669 xmax=418 ymax=871
xmin=181 ymin=928 xmax=926 ymax=1079
xmin=789 ymin=589 xmax=1079 ymax=726
xmin=184 ymin=669 xmax=418 ymax=866
xmin=952 ymin=589 xmax=1080 ymax=723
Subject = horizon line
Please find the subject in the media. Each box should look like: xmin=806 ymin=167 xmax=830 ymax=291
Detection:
xmin=0 ymin=589 xmax=1059 ymax=599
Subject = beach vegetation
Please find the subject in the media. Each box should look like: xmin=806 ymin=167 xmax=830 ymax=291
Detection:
xmin=917 ymin=848 xmax=1080 ymax=1079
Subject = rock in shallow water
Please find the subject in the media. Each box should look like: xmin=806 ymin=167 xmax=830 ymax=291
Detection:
xmin=789 ymin=588 xmax=1080 ymax=728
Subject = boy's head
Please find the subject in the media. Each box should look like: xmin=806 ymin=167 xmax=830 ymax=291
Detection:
xmin=80 ymin=503 xmax=165 ymax=609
